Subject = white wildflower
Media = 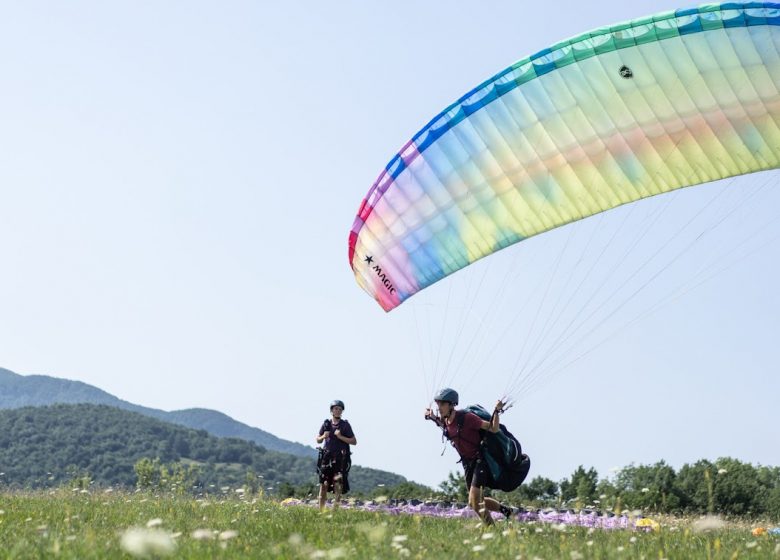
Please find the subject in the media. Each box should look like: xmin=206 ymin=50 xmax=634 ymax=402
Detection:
xmin=552 ymin=523 xmax=566 ymax=532
xmin=586 ymin=540 xmax=594 ymax=547
xmin=718 ymin=468 xmax=728 ymax=475
xmin=473 ymin=544 xmax=485 ymax=552
xmin=617 ymin=546 xmax=625 ymax=552
xmin=392 ymin=535 xmax=408 ymax=543
xmin=745 ymin=541 xmax=757 ymax=549
xmin=358 ymin=522 xmax=386 ymax=544
xmin=641 ymin=487 xmax=650 ymax=493
xmin=570 ymin=552 xmax=584 ymax=560
xmin=629 ymin=536 xmax=637 ymax=543
xmin=191 ymin=529 xmax=214 ymax=541
xmin=289 ymin=533 xmax=303 ymax=546
xmin=482 ymin=533 xmax=494 ymax=540
xmin=692 ymin=516 xmax=726 ymax=533
xmin=219 ymin=530 xmax=238 ymax=541
xmin=120 ymin=528 xmax=176 ymax=558
xmin=146 ymin=518 xmax=163 ymax=528
xmin=326 ymin=547 xmax=346 ymax=558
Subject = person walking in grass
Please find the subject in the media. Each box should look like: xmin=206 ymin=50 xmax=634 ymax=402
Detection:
xmin=425 ymin=388 xmax=515 ymax=525
xmin=316 ymin=399 xmax=356 ymax=510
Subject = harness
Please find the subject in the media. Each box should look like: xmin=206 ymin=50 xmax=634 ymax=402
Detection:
xmin=316 ymin=418 xmax=352 ymax=475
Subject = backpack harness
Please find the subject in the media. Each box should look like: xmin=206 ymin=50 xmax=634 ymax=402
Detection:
xmin=316 ymin=419 xmax=352 ymax=476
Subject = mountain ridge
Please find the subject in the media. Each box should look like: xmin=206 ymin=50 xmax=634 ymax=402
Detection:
xmin=0 ymin=367 xmax=316 ymax=458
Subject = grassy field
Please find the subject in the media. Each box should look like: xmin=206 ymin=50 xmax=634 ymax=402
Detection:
xmin=0 ymin=491 xmax=778 ymax=559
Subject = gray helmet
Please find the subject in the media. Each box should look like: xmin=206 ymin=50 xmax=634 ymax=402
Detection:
xmin=330 ymin=399 xmax=345 ymax=410
xmin=433 ymin=388 xmax=458 ymax=405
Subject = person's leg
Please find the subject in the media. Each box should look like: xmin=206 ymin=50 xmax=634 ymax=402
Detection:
xmin=318 ymin=482 xmax=328 ymax=510
xmin=468 ymin=485 xmax=494 ymax=525
xmin=333 ymin=473 xmax=343 ymax=508
xmin=482 ymin=496 xmax=501 ymax=512
xmin=471 ymin=460 xmax=514 ymax=521
xmin=482 ymin=497 xmax=514 ymax=519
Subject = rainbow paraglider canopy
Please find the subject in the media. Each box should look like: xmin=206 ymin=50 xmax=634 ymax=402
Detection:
xmin=349 ymin=3 xmax=780 ymax=311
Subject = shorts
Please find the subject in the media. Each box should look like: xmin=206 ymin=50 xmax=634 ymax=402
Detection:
xmin=317 ymin=450 xmax=351 ymax=493
xmin=463 ymin=456 xmax=495 ymax=490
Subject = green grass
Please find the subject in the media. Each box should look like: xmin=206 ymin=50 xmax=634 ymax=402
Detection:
xmin=0 ymin=491 xmax=778 ymax=559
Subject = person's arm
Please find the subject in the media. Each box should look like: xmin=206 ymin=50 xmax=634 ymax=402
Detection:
xmin=334 ymin=424 xmax=357 ymax=446
xmin=316 ymin=423 xmax=330 ymax=444
xmin=479 ymin=400 xmax=506 ymax=433
xmin=425 ymin=408 xmax=443 ymax=427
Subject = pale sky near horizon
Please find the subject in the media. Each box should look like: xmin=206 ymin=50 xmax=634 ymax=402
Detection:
xmin=1 ymin=1 xmax=779 ymax=488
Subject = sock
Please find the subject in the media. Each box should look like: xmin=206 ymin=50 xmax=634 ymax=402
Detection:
xmin=499 ymin=504 xmax=513 ymax=518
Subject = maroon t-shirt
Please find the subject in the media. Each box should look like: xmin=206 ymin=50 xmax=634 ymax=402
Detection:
xmin=445 ymin=411 xmax=484 ymax=460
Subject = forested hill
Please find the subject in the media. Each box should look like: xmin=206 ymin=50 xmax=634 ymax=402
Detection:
xmin=0 ymin=404 xmax=407 ymax=492
xmin=0 ymin=367 xmax=315 ymax=458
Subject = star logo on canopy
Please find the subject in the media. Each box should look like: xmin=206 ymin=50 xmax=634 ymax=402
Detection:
xmin=364 ymin=255 xmax=374 ymax=265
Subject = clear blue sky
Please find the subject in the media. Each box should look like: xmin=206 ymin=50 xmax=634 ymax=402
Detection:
xmin=1 ymin=1 xmax=778 ymax=488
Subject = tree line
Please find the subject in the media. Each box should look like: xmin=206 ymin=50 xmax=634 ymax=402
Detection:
xmin=438 ymin=459 xmax=780 ymax=519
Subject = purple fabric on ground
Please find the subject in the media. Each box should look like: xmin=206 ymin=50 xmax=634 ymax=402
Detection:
xmin=280 ymin=499 xmax=639 ymax=529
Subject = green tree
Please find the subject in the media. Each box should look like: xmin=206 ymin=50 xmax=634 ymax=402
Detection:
xmin=614 ymin=461 xmax=680 ymax=512
xmin=560 ymin=466 xmax=598 ymax=505
xmin=134 ymin=458 xmax=160 ymax=490
xmin=516 ymin=476 xmax=559 ymax=506
xmin=710 ymin=458 xmax=765 ymax=515
xmin=438 ymin=471 xmax=467 ymax=502
xmin=675 ymin=459 xmax=714 ymax=513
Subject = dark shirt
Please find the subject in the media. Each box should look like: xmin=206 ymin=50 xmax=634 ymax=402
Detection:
xmin=319 ymin=418 xmax=354 ymax=455
xmin=445 ymin=411 xmax=484 ymax=460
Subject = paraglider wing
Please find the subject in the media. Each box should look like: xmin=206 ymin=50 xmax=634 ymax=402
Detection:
xmin=349 ymin=3 xmax=780 ymax=311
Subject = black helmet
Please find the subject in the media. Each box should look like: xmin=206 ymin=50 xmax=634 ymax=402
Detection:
xmin=330 ymin=399 xmax=345 ymax=410
xmin=433 ymin=388 xmax=458 ymax=405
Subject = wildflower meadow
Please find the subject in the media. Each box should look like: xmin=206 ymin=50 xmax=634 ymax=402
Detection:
xmin=0 ymin=490 xmax=778 ymax=559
